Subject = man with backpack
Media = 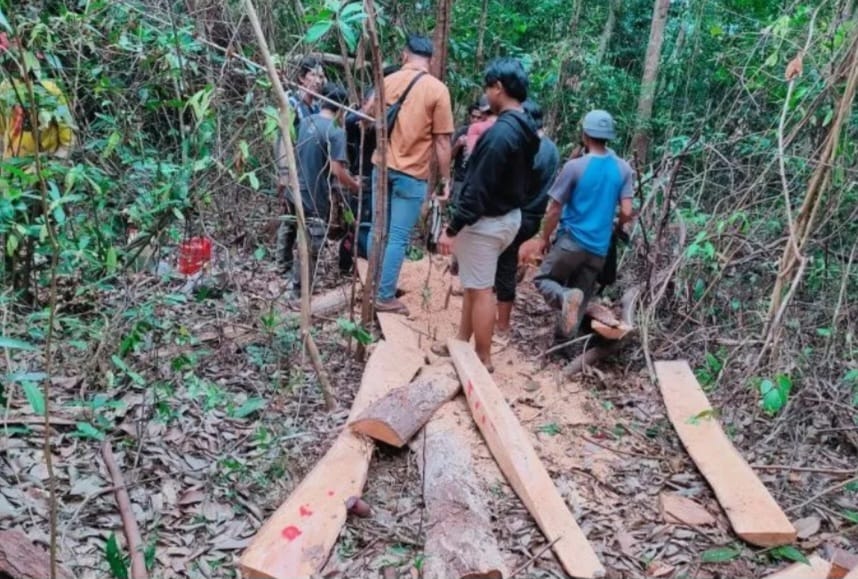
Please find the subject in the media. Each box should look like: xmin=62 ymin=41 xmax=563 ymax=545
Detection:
xmin=532 ymin=110 xmax=634 ymax=339
xmin=371 ymin=35 xmax=455 ymax=314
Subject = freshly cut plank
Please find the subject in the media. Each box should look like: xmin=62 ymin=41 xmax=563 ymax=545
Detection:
xmin=413 ymin=399 xmax=507 ymax=579
xmin=448 ymin=339 xmax=605 ymax=579
xmin=763 ymin=555 xmax=831 ymax=579
xmin=831 ymin=549 xmax=858 ymax=579
xmin=376 ymin=311 xmax=421 ymax=352
xmin=239 ymin=340 xmax=423 ymax=579
xmin=586 ymin=302 xmax=633 ymax=341
xmin=351 ymin=363 xmax=459 ymax=447
xmin=590 ymin=320 xmax=632 ymax=341
xmin=654 ymin=360 xmax=796 ymax=547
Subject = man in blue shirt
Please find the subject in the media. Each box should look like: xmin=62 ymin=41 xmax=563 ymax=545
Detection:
xmin=532 ymin=110 xmax=634 ymax=338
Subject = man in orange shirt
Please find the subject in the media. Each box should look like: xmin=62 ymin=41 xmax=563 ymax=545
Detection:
xmin=371 ymin=35 xmax=455 ymax=313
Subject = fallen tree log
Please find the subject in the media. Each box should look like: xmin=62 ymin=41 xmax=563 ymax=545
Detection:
xmin=0 ymin=529 xmax=73 ymax=579
xmin=448 ymin=338 xmax=606 ymax=579
xmin=763 ymin=555 xmax=831 ymax=579
xmin=565 ymin=285 xmax=639 ymax=376
xmin=413 ymin=399 xmax=508 ymax=579
xmin=654 ymin=360 xmax=796 ymax=547
xmin=351 ymin=362 xmax=459 ymax=447
xmin=239 ymin=340 xmax=423 ymax=578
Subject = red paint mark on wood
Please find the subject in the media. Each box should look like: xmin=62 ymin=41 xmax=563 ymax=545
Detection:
xmin=281 ymin=525 xmax=302 ymax=541
xmin=467 ymin=381 xmax=474 ymax=395
xmin=481 ymin=415 xmax=487 ymax=426
xmin=299 ymin=505 xmax=313 ymax=517
xmin=327 ymin=490 xmax=335 ymax=497
xmin=474 ymin=401 xmax=481 ymax=410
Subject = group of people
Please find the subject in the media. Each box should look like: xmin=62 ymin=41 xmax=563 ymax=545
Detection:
xmin=275 ymin=35 xmax=633 ymax=371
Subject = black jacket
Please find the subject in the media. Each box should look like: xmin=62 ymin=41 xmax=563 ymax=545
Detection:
xmin=447 ymin=109 xmax=540 ymax=235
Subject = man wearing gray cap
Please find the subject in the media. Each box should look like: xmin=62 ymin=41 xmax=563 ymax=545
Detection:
xmin=531 ymin=110 xmax=634 ymax=339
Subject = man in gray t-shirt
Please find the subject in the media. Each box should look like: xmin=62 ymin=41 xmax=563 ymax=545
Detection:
xmin=281 ymin=84 xmax=360 ymax=295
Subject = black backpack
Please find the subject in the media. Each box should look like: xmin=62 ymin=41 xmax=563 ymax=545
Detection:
xmin=384 ymin=72 xmax=426 ymax=134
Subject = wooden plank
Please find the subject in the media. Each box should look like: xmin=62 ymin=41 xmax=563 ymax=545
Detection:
xmin=654 ymin=360 xmax=796 ymax=547
xmin=447 ymin=338 xmax=606 ymax=579
xmin=763 ymin=555 xmax=831 ymax=579
xmin=239 ymin=340 xmax=423 ymax=579
xmin=351 ymin=362 xmax=460 ymax=447
xmin=413 ymin=398 xmax=507 ymax=579
xmin=845 ymin=567 xmax=858 ymax=579
xmin=831 ymin=549 xmax=858 ymax=579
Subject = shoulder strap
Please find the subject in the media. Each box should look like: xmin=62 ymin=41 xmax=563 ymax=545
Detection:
xmin=395 ymin=71 xmax=427 ymax=106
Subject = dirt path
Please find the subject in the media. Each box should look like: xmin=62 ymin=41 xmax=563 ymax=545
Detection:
xmin=326 ymin=256 xmax=775 ymax=578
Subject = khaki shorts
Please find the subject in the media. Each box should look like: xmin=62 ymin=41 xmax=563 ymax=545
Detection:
xmin=455 ymin=209 xmax=521 ymax=290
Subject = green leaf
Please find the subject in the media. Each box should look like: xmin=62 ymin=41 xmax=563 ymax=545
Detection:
xmin=0 ymin=336 xmax=38 ymax=351
xmin=73 ymin=422 xmax=105 ymax=441
xmin=21 ymin=382 xmax=45 ymax=416
xmin=841 ymin=510 xmax=858 ymax=523
xmin=771 ymin=546 xmax=809 ymax=565
xmin=816 ymin=327 xmax=832 ymax=337
xmin=305 ymin=21 xmax=332 ymax=44
xmin=537 ymin=422 xmax=562 ymax=436
xmin=105 ymin=247 xmax=118 ymax=272
xmin=845 ymin=481 xmax=858 ymax=493
xmin=686 ymin=408 xmax=718 ymax=425
xmin=701 ymin=546 xmax=741 ymax=563
xmin=0 ymin=8 xmax=11 ymax=33
xmin=759 ymin=379 xmax=787 ymax=415
xmin=844 ymin=369 xmax=858 ymax=383
xmin=105 ymin=533 xmax=129 ymax=579
xmin=233 ymin=397 xmax=267 ymax=419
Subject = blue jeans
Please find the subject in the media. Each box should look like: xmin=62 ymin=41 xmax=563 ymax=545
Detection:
xmin=369 ymin=168 xmax=427 ymax=301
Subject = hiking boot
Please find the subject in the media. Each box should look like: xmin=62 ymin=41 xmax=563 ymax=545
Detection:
xmin=559 ymin=288 xmax=584 ymax=338
xmin=375 ymin=298 xmax=409 ymax=316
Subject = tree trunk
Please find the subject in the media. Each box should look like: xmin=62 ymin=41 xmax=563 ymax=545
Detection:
xmin=631 ymin=0 xmax=671 ymax=162
xmin=351 ymin=363 xmax=460 ymax=447
xmin=360 ymin=0 xmax=388 ymax=347
xmin=474 ymin=0 xmax=489 ymax=73
xmin=432 ymin=0 xmax=453 ymax=81
xmin=595 ymin=0 xmax=619 ymax=65
xmin=413 ymin=399 xmax=508 ymax=579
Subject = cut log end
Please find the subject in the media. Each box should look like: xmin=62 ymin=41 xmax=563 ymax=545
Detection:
xmin=591 ymin=320 xmax=633 ymax=341
xmin=350 ymin=419 xmax=406 ymax=447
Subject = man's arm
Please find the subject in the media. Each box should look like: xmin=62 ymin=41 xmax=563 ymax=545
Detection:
xmin=433 ymin=133 xmax=452 ymax=197
xmin=330 ymin=160 xmax=361 ymax=193
xmin=618 ymin=162 xmax=635 ymax=226
xmin=541 ymin=199 xmax=562 ymax=245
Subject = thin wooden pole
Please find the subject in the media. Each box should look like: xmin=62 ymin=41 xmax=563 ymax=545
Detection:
xmin=244 ymin=0 xmax=335 ymax=409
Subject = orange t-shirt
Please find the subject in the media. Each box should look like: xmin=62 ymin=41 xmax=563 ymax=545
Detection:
xmin=373 ymin=65 xmax=454 ymax=180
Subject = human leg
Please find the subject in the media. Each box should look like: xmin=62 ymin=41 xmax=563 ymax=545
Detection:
xmin=471 ymin=288 xmax=496 ymax=368
xmin=377 ymin=170 xmax=427 ymax=302
xmin=495 ymin=217 xmax=539 ymax=333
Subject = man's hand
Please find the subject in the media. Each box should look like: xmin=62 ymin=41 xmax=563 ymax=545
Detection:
xmin=435 ymin=179 xmax=451 ymax=202
xmin=437 ymin=230 xmax=455 ymax=256
xmin=519 ymin=238 xmax=546 ymax=265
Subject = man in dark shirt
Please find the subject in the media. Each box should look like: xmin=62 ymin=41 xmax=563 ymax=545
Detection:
xmin=494 ymin=100 xmax=560 ymax=337
xmin=288 ymin=83 xmax=361 ymax=295
xmin=436 ymin=58 xmax=540 ymax=370
xmin=275 ymin=56 xmax=325 ymax=275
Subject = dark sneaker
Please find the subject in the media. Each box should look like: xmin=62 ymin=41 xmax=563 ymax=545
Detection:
xmin=559 ymin=288 xmax=584 ymax=338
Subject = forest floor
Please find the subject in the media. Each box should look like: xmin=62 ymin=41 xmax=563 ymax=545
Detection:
xmin=1 ymin=238 xmax=857 ymax=578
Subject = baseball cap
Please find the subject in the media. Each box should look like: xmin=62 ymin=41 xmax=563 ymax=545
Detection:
xmin=582 ymin=110 xmax=616 ymax=140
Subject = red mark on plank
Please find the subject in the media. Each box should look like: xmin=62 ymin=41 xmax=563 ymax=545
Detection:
xmin=327 ymin=490 xmax=335 ymax=497
xmin=474 ymin=401 xmax=481 ymax=410
xmin=481 ymin=415 xmax=487 ymax=426
xmin=467 ymin=381 xmax=474 ymax=395
xmin=281 ymin=526 xmax=302 ymax=541
xmin=299 ymin=505 xmax=313 ymax=517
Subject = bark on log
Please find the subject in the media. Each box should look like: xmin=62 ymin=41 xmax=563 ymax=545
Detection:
xmin=351 ymin=363 xmax=460 ymax=447
xmin=413 ymin=399 xmax=508 ymax=579
xmin=0 ymin=529 xmax=73 ymax=579
xmin=565 ymin=285 xmax=640 ymax=376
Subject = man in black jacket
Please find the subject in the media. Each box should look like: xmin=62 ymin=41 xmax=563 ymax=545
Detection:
xmin=437 ymin=58 xmax=540 ymax=371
